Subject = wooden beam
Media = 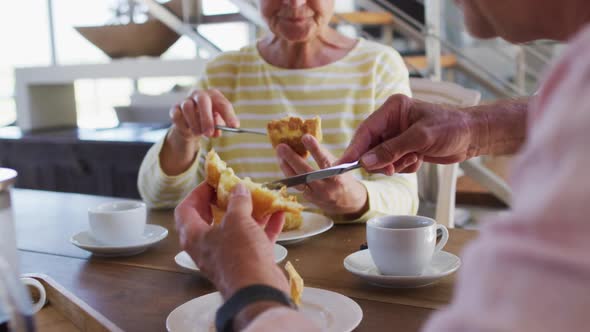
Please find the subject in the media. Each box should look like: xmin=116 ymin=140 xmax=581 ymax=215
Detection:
xmin=403 ymin=54 xmax=458 ymax=70
xmin=331 ymin=11 xmax=394 ymax=25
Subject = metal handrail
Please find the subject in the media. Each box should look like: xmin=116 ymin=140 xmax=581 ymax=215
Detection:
xmin=139 ymin=0 xmax=221 ymax=56
xmin=146 ymin=0 xmax=550 ymax=97
xmin=359 ymin=0 xmax=532 ymax=96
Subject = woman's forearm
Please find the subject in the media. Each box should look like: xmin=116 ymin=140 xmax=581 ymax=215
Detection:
xmin=159 ymin=127 xmax=201 ymax=176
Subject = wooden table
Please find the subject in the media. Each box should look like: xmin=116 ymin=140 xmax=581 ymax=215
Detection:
xmin=14 ymin=189 xmax=478 ymax=331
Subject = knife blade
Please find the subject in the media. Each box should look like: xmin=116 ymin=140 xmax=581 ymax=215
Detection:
xmin=264 ymin=161 xmax=361 ymax=190
xmin=215 ymin=125 xmax=267 ymax=136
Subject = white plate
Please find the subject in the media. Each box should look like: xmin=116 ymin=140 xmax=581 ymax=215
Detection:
xmin=174 ymin=244 xmax=288 ymax=274
xmin=166 ymin=287 xmax=362 ymax=332
xmin=277 ymin=212 xmax=333 ymax=245
xmin=344 ymin=250 xmax=461 ymax=288
xmin=70 ymin=225 xmax=168 ymax=257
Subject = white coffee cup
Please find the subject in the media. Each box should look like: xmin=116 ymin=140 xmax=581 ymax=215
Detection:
xmin=20 ymin=277 xmax=46 ymax=314
xmin=88 ymin=201 xmax=147 ymax=245
xmin=367 ymin=215 xmax=449 ymax=276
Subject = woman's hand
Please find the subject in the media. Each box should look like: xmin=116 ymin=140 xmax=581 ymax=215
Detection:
xmin=276 ymin=135 xmax=368 ymax=218
xmin=170 ymin=89 xmax=240 ymax=141
xmin=174 ymin=182 xmax=288 ymax=299
xmin=161 ymin=89 xmax=240 ymax=175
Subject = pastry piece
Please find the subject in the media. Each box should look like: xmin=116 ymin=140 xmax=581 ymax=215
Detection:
xmin=212 ymin=206 xmax=302 ymax=231
xmin=210 ymin=204 xmax=226 ymax=226
xmin=282 ymin=212 xmax=303 ymax=232
xmin=205 ymin=150 xmax=303 ymax=225
xmin=285 ymin=261 xmax=304 ymax=306
xmin=267 ymin=116 xmax=322 ymax=158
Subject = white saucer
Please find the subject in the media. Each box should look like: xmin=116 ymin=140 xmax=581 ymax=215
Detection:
xmin=70 ymin=225 xmax=168 ymax=257
xmin=174 ymin=244 xmax=288 ymax=274
xmin=344 ymin=250 xmax=461 ymax=288
xmin=166 ymin=287 xmax=362 ymax=332
xmin=277 ymin=212 xmax=334 ymax=245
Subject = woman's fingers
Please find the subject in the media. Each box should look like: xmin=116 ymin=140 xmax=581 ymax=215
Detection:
xmin=175 ymin=89 xmax=239 ymax=138
xmin=181 ymin=98 xmax=201 ymax=136
xmin=277 ymin=153 xmax=307 ymax=192
xmin=276 ymin=144 xmax=314 ymax=174
xmin=276 ymin=144 xmax=314 ymax=192
xmin=194 ymin=91 xmax=214 ymax=137
xmin=170 ymin=104 xmax=191 ymax=135
xmin=208 ymin=89 xmax=240 ymax=128
xmin=302 ymin=134 xmax=335 ymax=169
xmin=212 ymin=113 xmax=225 ymax=137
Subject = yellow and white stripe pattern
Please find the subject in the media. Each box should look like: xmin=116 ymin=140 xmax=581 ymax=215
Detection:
xmin=138 ymin=39 xmax=418 ymax=222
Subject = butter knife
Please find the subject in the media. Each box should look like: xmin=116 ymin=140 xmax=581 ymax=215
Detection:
xmin=264 ymin=161 xmax=361 ymax=190
xmin=215 ymin=125 xmax=267 ymax=136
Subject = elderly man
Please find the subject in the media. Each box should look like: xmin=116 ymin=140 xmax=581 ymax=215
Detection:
xmin=175 ymin=0 xmax=590 ymax=331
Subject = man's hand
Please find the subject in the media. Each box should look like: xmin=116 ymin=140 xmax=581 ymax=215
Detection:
xmin=339 ymin=94 xmax=484 ymax=174
xmin=175 ymin=183 xmax=288 ymax=300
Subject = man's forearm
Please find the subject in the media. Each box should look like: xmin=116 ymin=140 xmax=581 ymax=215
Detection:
xmin=467 ymin=98 xmax=529 ymax=157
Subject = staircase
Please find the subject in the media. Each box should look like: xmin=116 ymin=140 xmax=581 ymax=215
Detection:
xmin=139 ymin=0 xmax=557 ymax=100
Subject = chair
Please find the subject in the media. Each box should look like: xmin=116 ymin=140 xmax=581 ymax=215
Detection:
xmin=409 ymin=78 xmax=481 ymax=228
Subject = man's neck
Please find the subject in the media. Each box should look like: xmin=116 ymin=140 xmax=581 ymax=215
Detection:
xmin=555 ymin=3 xmax=590 ymax=40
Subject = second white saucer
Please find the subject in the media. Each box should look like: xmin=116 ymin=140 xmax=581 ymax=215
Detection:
xmin=175 ymin=244 xmax=288 ymax=274
xmin=70 ymin=224 xmax=168 ymax=257
xmin=344 ymin=249 xmax=461 ymax=288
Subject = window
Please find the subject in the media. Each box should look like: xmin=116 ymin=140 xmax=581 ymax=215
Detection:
xmin=1 ymin=0 xmax=253 ymax=129
xmin=0 ymin=0 xmax=50 ymax=127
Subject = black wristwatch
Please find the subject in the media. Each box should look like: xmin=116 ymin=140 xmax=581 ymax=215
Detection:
xmin=215 ymin=284 xmax=296 ymax=332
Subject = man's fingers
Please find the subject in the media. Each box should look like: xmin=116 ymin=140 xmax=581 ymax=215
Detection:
xmin=392 ymin=153 xmax=417 ymax=171
xmin=265 ymin=212 xmax=285 ymax=243
xmin=339 ymin=94 xmax=412 ymax=164
xmin=224 ymin=183 xmax=253 ymax=223
xmin=339 ymin=123 xmax=373 ymax=164
xmin=398 ymin=159 xmax=423 ymax=173
xmin=208 ymin=89 xmax=240 ymax=128
xmin=302 ymin=134 xmax=335 ymax=169
xmin=360 ymin=126 xmax=426 ymax=171
xmin=174 ymin=182 xmax=215 ymax=248
xmin=175 ymin=182 xmax=215 ymax=228
xmin=423 ymin=155 xmax=465 ymax=164
xmin=178 ymin=218 xmax=206 ymax=249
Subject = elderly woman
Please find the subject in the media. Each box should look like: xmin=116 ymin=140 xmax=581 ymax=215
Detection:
xmin=138 ymin=0 xmax=418 ymax=222
xmin=176 ymin=0 xmax=590 ymax=331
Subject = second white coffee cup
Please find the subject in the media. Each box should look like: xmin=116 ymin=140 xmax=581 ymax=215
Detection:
xmin=367 ymin=215 xmax=448 ymax=276
xmin=88 ymin=201 xmax=146 ymax=245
